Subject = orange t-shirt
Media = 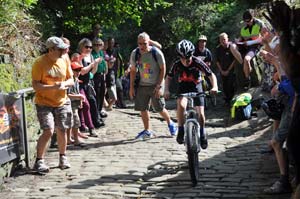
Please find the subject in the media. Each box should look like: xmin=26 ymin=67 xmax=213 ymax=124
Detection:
xmin=32 ymin=54 xmax=73 ymax=107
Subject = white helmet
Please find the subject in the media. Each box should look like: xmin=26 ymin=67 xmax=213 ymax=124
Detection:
xmin=176 ymin=39 xmax=195 ymax=58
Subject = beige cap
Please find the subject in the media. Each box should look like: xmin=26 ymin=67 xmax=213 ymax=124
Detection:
xmin=46 ymin=36 xmax=69 ymax=49
xmin=198 ymin=35 xmax=207 ymax=41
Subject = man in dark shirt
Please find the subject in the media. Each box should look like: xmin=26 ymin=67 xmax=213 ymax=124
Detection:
xmin=216 ymin=32 xmax=236 ymax=105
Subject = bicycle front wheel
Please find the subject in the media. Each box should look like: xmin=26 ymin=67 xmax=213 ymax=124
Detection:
xmin=186 ymin=121 xmax=200 ymax=186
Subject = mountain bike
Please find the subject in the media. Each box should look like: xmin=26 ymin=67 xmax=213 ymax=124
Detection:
xmin=178 ymin=92 xmax=208 ymax=186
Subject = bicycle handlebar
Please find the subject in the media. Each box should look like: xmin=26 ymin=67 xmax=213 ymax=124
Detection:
xmin=177 ymin=91 xmax=221 ymax=98
xmin=177 ymin=91 xmax=210 ymax=98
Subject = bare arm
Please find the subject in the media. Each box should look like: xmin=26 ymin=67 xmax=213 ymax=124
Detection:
xmin=129 ymin=65 xmax=137 ymax=99
xmin=208 ymin=73 xmax=218 ymax=93
xmin=149 ymin=39 xmax=162 ymax=49
xmin=164 ymin=76 xmax=172 ymax=99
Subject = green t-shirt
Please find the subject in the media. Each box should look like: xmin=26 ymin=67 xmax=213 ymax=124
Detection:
xmin=92 ymin=50 xmax=106 ymax=74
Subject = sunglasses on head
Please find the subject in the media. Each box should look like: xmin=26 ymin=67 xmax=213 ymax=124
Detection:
xmin=85 ymin=46 xmax=93 ymax=49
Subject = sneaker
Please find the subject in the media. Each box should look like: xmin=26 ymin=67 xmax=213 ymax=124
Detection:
xmin=176 ymin=130 xmax=184 ymax=144
xmin=168 ymin=121 xmax=177 ymax=136
xmin=59 ymin=155 xmax=71 ymax=170
xmin=94 ymin=120 xmax=105 ymax=129
xmin=263 ymin=180 xmax=292 ymax=194
xmin=89 ymin=129 xmax=98 ymax=137
xmin=34 ymin=159 xmax=49 ymax=173
xmin=135 ymin=130 xmax=153 ymax=140
xmin=100 ymin=110 xmax=108 ymax=118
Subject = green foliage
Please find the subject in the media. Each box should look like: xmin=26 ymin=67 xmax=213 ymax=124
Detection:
xmin=0 ymin=63 xmax=32 ymax=93
xmin=30 ymin=0 xmax=171 ymax=40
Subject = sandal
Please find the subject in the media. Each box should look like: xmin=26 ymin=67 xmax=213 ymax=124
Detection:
xmin=78 ymin=132 xmax=89 ymax=139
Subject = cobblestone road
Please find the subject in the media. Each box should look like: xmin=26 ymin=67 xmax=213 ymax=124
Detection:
xmin=0 ymin=96 xmax=292 ymax=199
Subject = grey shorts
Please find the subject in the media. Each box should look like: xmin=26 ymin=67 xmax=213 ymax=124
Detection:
xmin=107 ymin=85 xmax=117 ymax=101
xmin=36 ymin=100 xmax=72 ymax=131
xmin=135 ymin=85 xmax=165 ymax=112
xmin=71 ymin=107 xmax=81 ymax=128
xmin=273 ymin=105 xmax=292 ymax=144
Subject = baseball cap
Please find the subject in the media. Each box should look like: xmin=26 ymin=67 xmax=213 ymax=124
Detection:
xmin=46 ymin=36 xmax=69 ymax=49
xmin=198 ymin=35 xmax=207 ymax=41
xmin=71 ymin=62 xmax=83 ymax=70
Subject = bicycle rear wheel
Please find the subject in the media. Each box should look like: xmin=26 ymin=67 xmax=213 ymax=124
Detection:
xmin=186 ymin=121 xmax=199 ymax=186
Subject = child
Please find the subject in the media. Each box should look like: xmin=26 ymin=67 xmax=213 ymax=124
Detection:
xmin=67 ymin=54 xmax=87 ymax=146
xmin=105 ymin=54 xmax=117 ymax=111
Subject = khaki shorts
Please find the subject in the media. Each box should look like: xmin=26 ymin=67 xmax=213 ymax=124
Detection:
xmin=135 ymin=85 xmax=165 ymax=112
xmin=36 ymin=100 xmax=72 ymax=131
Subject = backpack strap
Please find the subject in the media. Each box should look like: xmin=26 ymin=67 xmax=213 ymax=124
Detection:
xmin=135 ymin=46 xmax=158 ymax=64
xmin=134 ymin=47 xmax=140 ymax=63
xmin=151 ymin=46 xmax=158 ymax=63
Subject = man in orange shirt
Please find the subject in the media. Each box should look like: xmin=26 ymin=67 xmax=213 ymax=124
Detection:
xmin=32 ymin=36 xmax=74 ymax=173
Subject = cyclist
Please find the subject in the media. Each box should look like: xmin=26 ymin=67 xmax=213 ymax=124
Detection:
xmin=164 ymin=40 xmax=218 ymax=148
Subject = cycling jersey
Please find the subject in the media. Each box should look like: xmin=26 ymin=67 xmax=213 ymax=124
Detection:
xmin=167 ymin=56 xmax=212 ymax=94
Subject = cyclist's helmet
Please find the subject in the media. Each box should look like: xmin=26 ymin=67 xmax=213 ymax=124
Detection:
xmin=176 ymin=39 xmax=195 ymax=59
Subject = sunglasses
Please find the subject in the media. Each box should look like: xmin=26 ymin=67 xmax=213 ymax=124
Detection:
xmin=85 ymin=46 xmax=93 ymax=49
xmin=93 ymin=43 xmax=103 ymax=46
xmin=244 ymin=19 xmax=251 ymax=23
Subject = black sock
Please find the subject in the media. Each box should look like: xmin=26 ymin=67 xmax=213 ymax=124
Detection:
xmin=279 ymin=174 xmax=289 ymax=184
xmin=200 ymin=127 xmax=205 ymax=137
xmin=59 ymin=154 xmax=65 ymax=157
xmin=178 ymin=126 xmax=184 ymax=134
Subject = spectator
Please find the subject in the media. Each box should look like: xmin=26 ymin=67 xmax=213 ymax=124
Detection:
xmin=194 ymin=35 xmax=213 ymax=92
xmin=216 ymin=32 xmax=236 ymax=105
xmin=32 ymin=36 xmax=74 ymax=172
xmin=236 ymin=9 xmax=266 ymax=89
xmin=67 ymin=61 xmax=86 ymax=147
xmin=129 ymin=32 xmax=177 ymax=140
xmin=86 ymin=23 xmax=102 ymax=41
xmin=104 ymin=38 xmax=118 ymax=111
xmin=92 ymin=38 xmax=108 ymax=117
xmin=78 ymin=38 xmax=104 ymax=136
xmin=105 ymin=37 xmax=126 ymax=109
xmin=71 ymin=53 xmax=96 ymax=138
xmin=194 ymin=34 xmax=212 ymax=67
xmin=263 ymin=77 xmax=294 ymax=194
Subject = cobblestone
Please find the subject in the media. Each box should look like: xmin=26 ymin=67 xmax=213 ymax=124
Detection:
xmin=0 ymin=96 xmax=293 ymax=198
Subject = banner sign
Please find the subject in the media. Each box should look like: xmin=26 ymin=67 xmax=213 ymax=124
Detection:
xmin=0 ymin=93 xmax=24 ymax=164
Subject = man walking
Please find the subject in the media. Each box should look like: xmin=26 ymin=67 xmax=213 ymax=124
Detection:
xmin=129 ymin=32 xmax=177 ymax=140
